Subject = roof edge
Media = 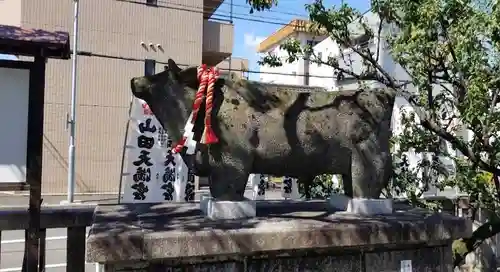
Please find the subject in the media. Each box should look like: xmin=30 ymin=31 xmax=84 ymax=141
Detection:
xmin=256 ymin=19 xmax=311 ymax=53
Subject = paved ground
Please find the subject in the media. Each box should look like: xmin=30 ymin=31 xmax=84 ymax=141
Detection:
xmin=0 ymin=193 xmax=112 ymax=272
xmin=1 ymin=228 xmax=96 ymax=272
xmin=0 ymin=188 xmax=286 ymax=271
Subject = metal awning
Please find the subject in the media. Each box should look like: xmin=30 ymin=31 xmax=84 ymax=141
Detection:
xmin=0 ymin=24 xmax=70 ymax=59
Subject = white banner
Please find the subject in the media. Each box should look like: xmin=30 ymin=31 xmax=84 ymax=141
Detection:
xmin=121 ymin=98 xmax=194 ymax=203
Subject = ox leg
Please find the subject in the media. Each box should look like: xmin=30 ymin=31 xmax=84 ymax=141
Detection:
xmin=342 ymin=174 xmax=353 ymax=198
xmin=350 ymin=136 xmax=391 ymax=198
xmin=208 ymin=166 xmax=248 ymax=201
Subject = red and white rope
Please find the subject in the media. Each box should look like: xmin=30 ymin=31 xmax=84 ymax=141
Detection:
xmin=172 ymin=65 xmax=220 ymax=154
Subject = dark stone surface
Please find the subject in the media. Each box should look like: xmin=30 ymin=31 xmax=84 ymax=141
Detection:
xmin=364 ymin=246 xmax=453 ymax=272
xmin=86 ymin=201 xmax=471 ymax=271
xmin=105 ymin=254 xmax=362 ymax=272
xmin=104 ymin=248 xmax=454 ymax=272
xmin=247 ymin=254 xmax=362 ymax=272
xmin=130 ymin=58 xmax=395 ymax=200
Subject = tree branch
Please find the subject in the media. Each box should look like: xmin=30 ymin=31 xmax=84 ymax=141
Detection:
xmin=453 ymin=218 xmax=500 ymax=267
xmin=375 ymin=18 xmax=384 ymax=62
xmin=332 ymin=31 xmax=500 ymax=176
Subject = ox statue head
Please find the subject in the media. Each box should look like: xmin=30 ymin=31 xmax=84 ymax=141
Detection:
xmin=130 ymin=59 xmax=199 ymax=143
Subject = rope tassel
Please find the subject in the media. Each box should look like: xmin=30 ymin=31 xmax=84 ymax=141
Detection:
xmin=171 ymin=64 xmax=220 ymax=153
xmin=201 ymin=67 xmax=219 ymax=144
xmin=191 ymin=64 xmax=208 ymax=124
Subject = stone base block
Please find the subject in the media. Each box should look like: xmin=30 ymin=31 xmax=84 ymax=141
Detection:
xmin=200 ymin=194 xmax=256 ymax=220
xmin=328 ymin=194 xmax=393 ymax=215
xmin=86 ymin=201 xmax=471 ymax=271
xmin=347 ymin=198 xmax=393 ymax=215
xmin=327 ymin=193 xmax=351 ymax=210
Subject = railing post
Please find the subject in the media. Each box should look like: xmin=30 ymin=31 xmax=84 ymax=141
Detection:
xmin=38 ymin=229 xmax=46 ymax=271
xmin=66 ymin=226 xmax=86 ymax=272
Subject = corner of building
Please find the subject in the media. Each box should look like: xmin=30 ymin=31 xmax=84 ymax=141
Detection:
xmin=0 ymin=0 xmax=21 ymax=27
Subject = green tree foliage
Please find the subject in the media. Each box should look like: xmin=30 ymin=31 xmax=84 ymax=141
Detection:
xmin=250 ymin=0 xmax=500 ymax=267
xmin=245 ymin=0 xmax=278 ymax=13
xmin=298 ymin=174 xmax=342 ymax=199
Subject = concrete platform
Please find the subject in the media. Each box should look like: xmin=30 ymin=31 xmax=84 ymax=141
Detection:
xmin=86 ymin=201 xmax=471 ymax=271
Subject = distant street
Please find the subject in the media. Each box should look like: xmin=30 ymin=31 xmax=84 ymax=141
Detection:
xmin=0 ymin=187 xmax=286 ymax=271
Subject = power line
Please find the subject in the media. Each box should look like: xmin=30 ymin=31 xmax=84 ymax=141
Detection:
xmin=160 ymin=0 xmax=372 ymax=28
xmin=122 ymin=0 xmax=375 ymax=36
xmin=60 ymin=1 xmax=382 ymax=80
xmin=75 ymin=49 xmax=415 ymax=88
xmin=26 ymin=0 xmax=371 ymax=41
xmin=117 ymin=0 xmax=299 ymax=27
xmin=228 ymin=2 xmax=308 ymax=18
xmin=157 ymin=0 xmax=301 ymax=23
xmin=158 ymin=0 xmax=309 ymax=19
xmin=72 ymin=50 xmax=343 ymax=79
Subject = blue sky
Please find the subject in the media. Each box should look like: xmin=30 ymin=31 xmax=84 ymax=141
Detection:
xmin=0 ymin=54 xmax=17 ymax=60
xmin=215 ymin=0 xmax=370 ymax=80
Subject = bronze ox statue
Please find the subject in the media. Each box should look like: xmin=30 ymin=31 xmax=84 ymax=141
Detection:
xmin=130 ymin=59 xmax=395 ymax=201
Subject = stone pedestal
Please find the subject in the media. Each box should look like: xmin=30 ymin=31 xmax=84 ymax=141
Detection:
xmin=328 ymin=194 xmax=394 ymax=215
xmin=199 ymin=194 xmax=256 ymax=220
xmin=86 ymin=201 xmax=471 ymax=272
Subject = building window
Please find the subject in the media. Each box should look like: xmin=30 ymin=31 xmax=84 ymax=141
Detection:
xmin=306 ymin=40 xmax=319 ymax=47
xmin=355 ymin=35 xmax=371 ymax=49
xmin=305 ymin=40 xmax=319 ymax=61
xmin=144 ymin=59 xmax=156 ymax=76
xmin=353 ymin=34 xmax=371 ymax=50
xmin=340 ymin=34 xmax=372 ymax=50
xmin=317 ymin=52 xmax=322 ymax=66
xmin=146 ymin=0 xmax=157 ymax=6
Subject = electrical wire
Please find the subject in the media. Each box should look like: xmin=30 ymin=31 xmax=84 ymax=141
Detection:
xmin=72 ymin=50 xmax=344 ymax=79
xmin=22 ymin=1 xmax=372 ymax=43
xmin=55 ymin=1 xmax=382 ymax=80
xmin=156 ymin=0 xmax=309 ymax=19
xmin=72 ymin=50 xmax=416 ymax=87
xmin=117 ymin=0 xmax=306 ymax=27
xmin=120 ymin=0 xmax=374 ymax=36
xmin=156 ymin=0 xmax=371 ymax=27
xmin=220 ymin=0 xmax=308 ymax=18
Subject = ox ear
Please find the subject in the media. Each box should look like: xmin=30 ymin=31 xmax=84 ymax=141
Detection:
xmin=168 ymin=59 xmax=182 ymax=74
xmin=178 ymin=66 xmax=200 ymax=89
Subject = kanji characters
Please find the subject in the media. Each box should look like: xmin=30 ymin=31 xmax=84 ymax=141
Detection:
xmin=161 ymin=182 xmax=175 ymax=201
xmin=133 ymin=150 xmax=153 ymax=167
xmin=162 ymin=167 xmax=176 ymax=183
xmin=184 ymin=157 xmax=195 ymax=202
xmin=133 ymin=167 xmax=151 ymax=182
xmin=283 ymin=177 xmax=293 ymax=194
xmin=131 ymin=182 xmax=149 ymax=200
xmin=164 ymin=151 xmax=175 ymax=167
xmin=137 ymin=135 xmax=155 ymax=149
xmin=138 ymin=118 xmax=157 ymax=133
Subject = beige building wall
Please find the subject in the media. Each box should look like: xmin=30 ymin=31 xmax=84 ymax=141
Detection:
xmin=217 ymin=57 xmax=249 ymax=79
xmin=0 ymin=0 xmax=232 ymax=194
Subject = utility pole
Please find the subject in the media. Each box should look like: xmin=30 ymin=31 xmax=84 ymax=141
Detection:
xmin=228 ymin=0 xmax=233 ymax=77
xmin=67 ymin=0 xmax=80 ymax=203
